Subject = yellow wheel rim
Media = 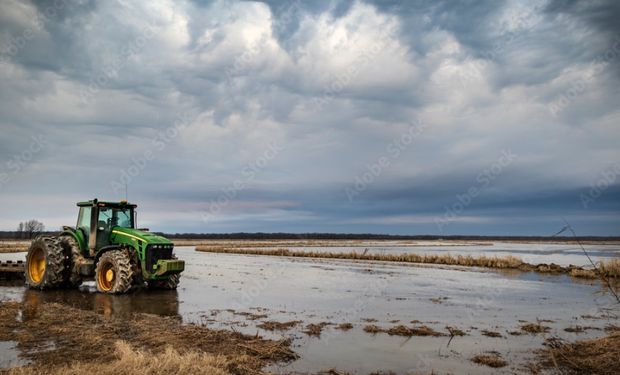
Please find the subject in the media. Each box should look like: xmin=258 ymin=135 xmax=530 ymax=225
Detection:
xmin=98 ymin=262 xmax=115 ymax=292
xmin=28 ymin=247 xmax=46 ymax=283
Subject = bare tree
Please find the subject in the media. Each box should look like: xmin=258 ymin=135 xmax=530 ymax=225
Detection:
xmin=16 ymin=222 xmax=24 ymax=239
xmin=21 ymin=220 xmax=45 ymax=239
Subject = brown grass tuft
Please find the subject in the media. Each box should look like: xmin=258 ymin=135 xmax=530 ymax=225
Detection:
xmin=303 ymin=322 xmax=330 ymax=337
xmin=521 ymin=322 xmax=551 ymax=334
xmin=481 ymin=330 xmax=503 ymax=338
xmin=471 ymin=353 xmax=508 ymax=368
xmin=336 ymin=323 xmax=353 ymax=331
xmin=362 ymin=324 xmax=443 ymax=337
xmin=256 ymin=320 xmax=301 ymax=331
xmin=599 ymin=258 xmax=620 ymax=278
xmin=569 ymin=268 xmax=598 ymax=278
xmin=363 ymin=325 xmax=382 ymax=334
xmin=564 ymin=325 xmax=599 ymax=333
xmin=538 ymin=332 xmax=620 ymax=375
xmin=446 ymin=326 xmax=466 ymax=336
xmin=9 ymin=340 xmax=232 ymax=375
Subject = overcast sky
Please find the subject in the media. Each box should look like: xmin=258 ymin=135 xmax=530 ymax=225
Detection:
xmin=0 ymin=0 xmax=618 ymax=235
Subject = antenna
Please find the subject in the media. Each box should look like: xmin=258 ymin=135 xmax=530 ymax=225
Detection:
xmin=125 ymin=183 xmax=128 ymax=202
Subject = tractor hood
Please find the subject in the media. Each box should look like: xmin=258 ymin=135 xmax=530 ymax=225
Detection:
xmin=110 ymin=227 xmax=172 ymax=245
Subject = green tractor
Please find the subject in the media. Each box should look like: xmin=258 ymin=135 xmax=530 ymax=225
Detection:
xmin=25 ymin=199 xmax=184 ymax=294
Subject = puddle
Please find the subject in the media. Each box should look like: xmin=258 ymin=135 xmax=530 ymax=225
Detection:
xmin=1 ymin=245 xmax=619 ymax=374
xmin=0 ymin=341 xmax=30 ymax=368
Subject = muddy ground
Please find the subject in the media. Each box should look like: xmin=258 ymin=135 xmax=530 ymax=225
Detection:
xmin=0 ymin=300 xmax=295 ymax=375
xmin=1 ymin=241 xmax=619 ymax=374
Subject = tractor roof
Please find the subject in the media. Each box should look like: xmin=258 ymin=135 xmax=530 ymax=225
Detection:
xmin=77 ymin=199 xmax=137 ymax=208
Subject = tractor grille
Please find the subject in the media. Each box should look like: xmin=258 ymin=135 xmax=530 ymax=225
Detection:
xmin=145 ymin=245 xmax=173 ymax=272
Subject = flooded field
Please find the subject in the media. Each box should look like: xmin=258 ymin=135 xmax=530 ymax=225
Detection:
xmin=1 ymin=242 xmax=619 ymax=374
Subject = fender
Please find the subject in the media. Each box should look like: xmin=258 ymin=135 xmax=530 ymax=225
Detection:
xmin=94 ymin=245 xmax=124 ymax=263
xmin=61 ymin=226 xmax=87 ymax=255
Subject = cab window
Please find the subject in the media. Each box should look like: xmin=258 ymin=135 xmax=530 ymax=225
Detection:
xmin=77 ymin=207 xmax=91 ymax=232
xmin=98 ymin=207 xmax=134 ymax=229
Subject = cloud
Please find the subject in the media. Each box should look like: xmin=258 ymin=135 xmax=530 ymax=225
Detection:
xmin=0 ymin=0 xmax=618 ymax=235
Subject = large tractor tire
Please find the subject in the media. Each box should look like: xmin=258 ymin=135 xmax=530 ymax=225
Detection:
xmin=59 ymin=235 xmax=83 ymax=288
xmin=95 ymin=250 xmax=133 ymax=294
xmin=147 ymin=273 xmax=180 ymax=290
xmin=25 ymin=237 xmax=68 ymax=289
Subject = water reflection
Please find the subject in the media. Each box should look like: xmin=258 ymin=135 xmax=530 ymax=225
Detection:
xmin=21 ymin=287 xmax=180 ymax=319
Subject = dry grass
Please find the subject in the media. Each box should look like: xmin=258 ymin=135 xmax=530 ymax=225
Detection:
xmin=569 ymin=259 xmax=620 ymax=279
xmin=196 ymin=247 xmax=524 ymax=269
xmin=362 ymin=324 xmax=443 ymax=337
xmin=256 ymin=320 xmax=301 ymax=331
xmin=303 ymin=322 xmax=330 ymax=337
xmin=521 ymin=322 xmax=551 ymax=334
xmin=538 ymin=331 xmax=620 ymax=375
xmin=481 ymin=330 xmax=503 ymax=338
xmin=336 ymin=323 xmax=353 ymax=331
xmin=0 ymin=241 xmax=29 ymax=253
xmin=363 ymin=325 xmax=382 ymax=334
xmin=229 ymin=311 xmax=268 ymax=320
xmin=446 ymin=326 xmax=466 ymax=336
xmin=569 ymin=268 xmax=598 ymax=278
xmin=564 ymin=325 xmax=599 ymax=333
xmin=599 ymin=259 xmax=620 ymax=278
xmin=471 ymin=353 xmax=508 ymax=368
xmin=9 ymin=340 xmax=232 ymax=375
xmin=0 ymin=301 xmax=296 ymax=375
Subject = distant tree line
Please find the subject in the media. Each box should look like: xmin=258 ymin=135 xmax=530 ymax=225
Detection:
xmin=0 ymin=228 xmax=617 ymax=241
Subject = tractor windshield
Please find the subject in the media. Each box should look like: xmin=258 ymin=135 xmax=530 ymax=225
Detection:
xmin=98 ymin=207 xmax=134 ymax=229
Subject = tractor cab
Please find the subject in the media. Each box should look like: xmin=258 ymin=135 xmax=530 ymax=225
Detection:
xmin=76 ymin=200 xmax=136 ymax=255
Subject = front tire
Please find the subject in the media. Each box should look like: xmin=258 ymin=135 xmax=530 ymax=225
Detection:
xmin=96 ymin=250 xmax=133 ymax=294
xmin=25 ymin=237 xmax=67 ymax=289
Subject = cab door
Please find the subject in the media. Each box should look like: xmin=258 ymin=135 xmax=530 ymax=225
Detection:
xmin=76 ymin=206 xmax=92 ymax=251
xmin=96 ymin=207 xmax=114 ymax=250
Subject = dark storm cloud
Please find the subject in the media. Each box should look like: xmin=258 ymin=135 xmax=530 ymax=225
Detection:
xmin=546 ymin=0 xmax=620 ymax=37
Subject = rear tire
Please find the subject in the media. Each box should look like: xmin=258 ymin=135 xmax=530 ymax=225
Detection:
xmin=96 ymin=250 xmax=133 ymax=294
xmin=59 ymin=235 xmax=84 ymax=288
xmin=147 ymin=273 xmax=180 ymax=290
xmin=25 ymin=237 xmax=67 ymax=289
